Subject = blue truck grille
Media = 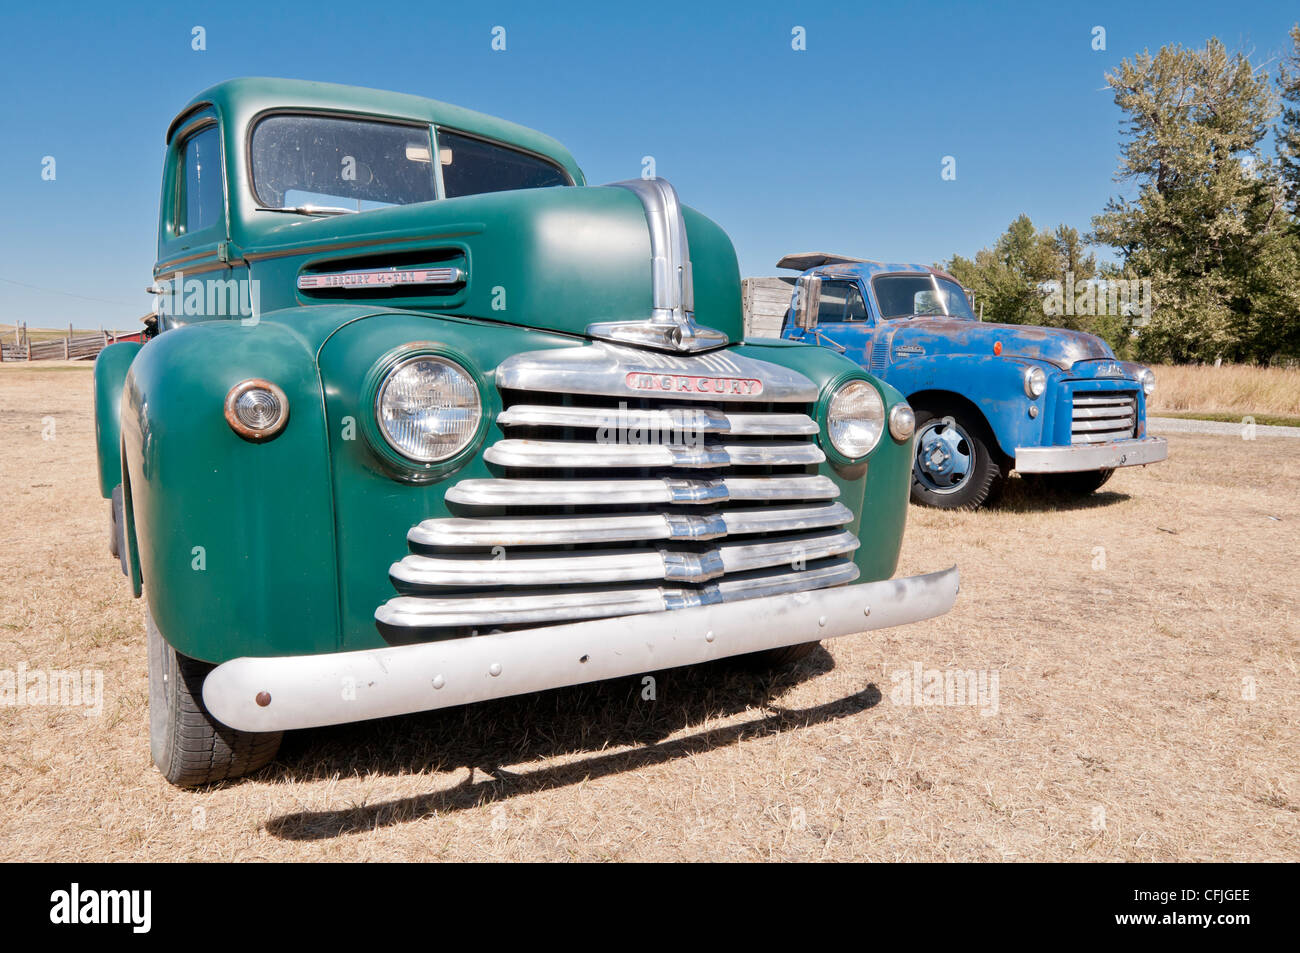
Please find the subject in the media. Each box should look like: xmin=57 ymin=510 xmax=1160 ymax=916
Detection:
xmin=1070 ymin=392 xmax=1138 ymax=444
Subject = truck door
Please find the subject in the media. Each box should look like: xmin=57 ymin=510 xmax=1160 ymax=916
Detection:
xmin=808 ymin=278 xmax=872 ymax=367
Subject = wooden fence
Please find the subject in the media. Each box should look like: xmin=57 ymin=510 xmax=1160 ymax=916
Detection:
xmin=1 ymin=323 xmax=144 ymax=363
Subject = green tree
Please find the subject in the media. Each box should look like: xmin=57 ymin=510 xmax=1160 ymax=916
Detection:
xmin=946 ymin=216 xmax=1124 ymax=346
xmin=1089 ymin=38 xmax=1297 ymax=364
xmin=1278 ymin=24 xmax=1300 ymax=219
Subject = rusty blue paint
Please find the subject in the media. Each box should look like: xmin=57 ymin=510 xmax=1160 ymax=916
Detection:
xmin=779 ymin=260 xmax=1156 ymax=463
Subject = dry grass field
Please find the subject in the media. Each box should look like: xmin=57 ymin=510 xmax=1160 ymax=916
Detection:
xmin=1150 ymin=362 xmax=1300 ymax=419
xmin=0 ymin=362 xmax=1296 ymax=862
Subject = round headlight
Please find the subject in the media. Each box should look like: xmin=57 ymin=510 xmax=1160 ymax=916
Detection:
xmin=225 ymin=379 xmax=289 ymax=441
xmin=376 ymin=356 xmax=482 ymax=463
xmin=889 ymin=403 xmax=916 ymax=442
xmin=827 ymin=380 xmax=884 ymax=458
xmin=1024 ymin=366 xmax=1047 ymax=399
xmin=1138 ymin=367 xmax=1155 ymax=397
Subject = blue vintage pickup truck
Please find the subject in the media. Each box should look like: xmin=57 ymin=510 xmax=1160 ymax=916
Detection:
xmin=757 ymin=253 xmax=1167 ymax=509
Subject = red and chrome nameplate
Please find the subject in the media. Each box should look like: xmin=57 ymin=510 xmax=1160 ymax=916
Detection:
xmin=626 ymin=372 xmax=763 ymax=396
xmin=297 ymin=266 xmax=463 ymax=290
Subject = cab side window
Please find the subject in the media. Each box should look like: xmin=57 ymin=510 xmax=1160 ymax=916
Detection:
xmin=816 ymin=279 xmax=868 ymax=323
xmin=178 ymin=126 xmax=223 ymax=236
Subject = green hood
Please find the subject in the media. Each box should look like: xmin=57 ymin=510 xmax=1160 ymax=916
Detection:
xmin=238 ymin=185 xmax=743 ymax=343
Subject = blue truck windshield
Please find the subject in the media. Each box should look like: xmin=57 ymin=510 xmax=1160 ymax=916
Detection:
xmin=873 ymin=274 xmax=975 ymax=320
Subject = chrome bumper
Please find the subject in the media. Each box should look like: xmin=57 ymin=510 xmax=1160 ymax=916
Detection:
xmin=202 ymin=566 xmax=960 ymax=733
xmin=1014 ymin=435 xmax=1167 ymax=474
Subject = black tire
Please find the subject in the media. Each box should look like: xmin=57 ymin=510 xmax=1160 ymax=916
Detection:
xmin=109 ymin=485 xmax=130 ymax=578
xmin=148 ymin=610 xmax=281 ymax=786
xmin=1021 ymin=468 xmax=1114 ymax=497
xmin=910 ymin=408 xmax=1006 ymax=510
xmin=738 ymin=641 xmax=820 ymax=668
xmin=108 ymin=488 xmax=120 ymax=559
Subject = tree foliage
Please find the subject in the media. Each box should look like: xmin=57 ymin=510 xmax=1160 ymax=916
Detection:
xmin=948 ymin=30 xmax=1300 ymax=365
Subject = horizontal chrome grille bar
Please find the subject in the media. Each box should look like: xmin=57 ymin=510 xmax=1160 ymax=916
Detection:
xmin=1073 ymin=395 xmax=1136 ymax=407
xmin=445 ymin=474 xmax=839 ymax=507
xmin=497 ymin=404 xmax=818 ymax=437
xmin=1071 ymin=405 xmax=1137 ymax=420
xmin=377 ymin=560 xmax=861 ymax=627
xmin=1072 ymin=416 xmax=1136 ymax=433
xmin=409 ymin=502 xmax=853 ymax=548
xmin=1072 ymin=431 xmax=1136 ymax=444
xmin=484 ymin=439 xmax=825 ymax=469
xmin=392 ymin=529 xmax=859 ymax=588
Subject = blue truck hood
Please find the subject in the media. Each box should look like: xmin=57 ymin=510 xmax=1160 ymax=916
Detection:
xmin=886 ymin=317 xmax=1114 ymax=370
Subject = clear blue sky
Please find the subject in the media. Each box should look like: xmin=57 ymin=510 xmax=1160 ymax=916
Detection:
xmin=1 ymin=0 xmax=1296 ymax=329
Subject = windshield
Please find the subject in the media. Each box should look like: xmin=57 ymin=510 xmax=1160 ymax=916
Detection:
xmin=251 ymin=115 xmax=436 ymax=211
xmin=872 ymin=273 xmax=976 ymax=320
xmin=250 ymin=114 xmax=571 ymax=212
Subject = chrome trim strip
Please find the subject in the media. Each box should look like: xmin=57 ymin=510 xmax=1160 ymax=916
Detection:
xmin=1072 ymin=405 xmax=1136 ymax=420
xmin=390 ymin=529 xmax=859 ymax=588
xmin=483 ymin=438 xmax=825 ymax=469
xmin=297 ymin=266 xmax=463 ymax=290
xmin=1071 ymin=416 xmax=1136 ymax=432
xmin=495 ymin=342 xmax=820 ymax=403
xmin=407 ymin=502 xmax=853 ymax=547
xmin=377 ymin=560 xmax=860 ymax=628
xmin=586 ymin=177 xmax=728 ymax=353
xmin=496 ymin=404 xmax=818 ymax=436
xmin=444 ymin=474 xmax=839 ymax=507
xmin=204 ymin=567 xmax=961 ymax=732
xmin=1015 ymin=436 xmax=1168 ymax=473
xmin=1072 ymin=395 xmax=1137 ymax=406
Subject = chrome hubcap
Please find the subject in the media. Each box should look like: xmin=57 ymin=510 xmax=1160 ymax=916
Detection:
xmin=914 ymin=418 xmax=973 ymax=493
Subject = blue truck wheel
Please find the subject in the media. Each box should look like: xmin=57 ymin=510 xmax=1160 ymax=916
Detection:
xmin=910 ymin=409 xmax=1006 ymax=510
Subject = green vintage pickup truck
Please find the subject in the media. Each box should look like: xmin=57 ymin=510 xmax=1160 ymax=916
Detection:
xmin=93 ymin=78 xmax=959 ymax=786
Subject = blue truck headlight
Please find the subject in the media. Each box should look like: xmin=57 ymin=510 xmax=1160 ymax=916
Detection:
xmin=1024 ymin=366 xmax=1047 ymax=399
xmin=376 ymin=356 xmax=482 ymax=463
xmin=1137 ymin=367 xmax=1155 ymax=397
xmin=827 ymin=380 xmax=884 ymax=458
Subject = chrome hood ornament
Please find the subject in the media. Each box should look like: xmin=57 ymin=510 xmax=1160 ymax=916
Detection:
xmin=587 ymin=177 xmax=729 ymax=353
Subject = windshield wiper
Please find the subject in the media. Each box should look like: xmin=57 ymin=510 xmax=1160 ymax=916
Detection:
xmin=255 ymin=204 xmax=356 ymax=216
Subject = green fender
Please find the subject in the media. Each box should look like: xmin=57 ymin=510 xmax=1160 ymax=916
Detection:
xmin=93 ymin=341 xmax=142 ymax=498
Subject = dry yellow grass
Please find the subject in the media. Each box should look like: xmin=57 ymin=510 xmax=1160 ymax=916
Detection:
xmin=0 ymin=325 xmax=104 ymax=344
xmin=0 ymin=362 xmax=1296 ymax=861
xmin=1150 ymin=363 xmax=1300 ymax=417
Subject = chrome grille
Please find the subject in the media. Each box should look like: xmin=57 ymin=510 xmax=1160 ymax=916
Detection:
xmin=375 ymin=344 xmax=861 ymax=633
xmin=1071 ymin=392 xmax=1138 ymax=444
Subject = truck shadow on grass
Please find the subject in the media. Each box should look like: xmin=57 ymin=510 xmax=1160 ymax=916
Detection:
xmin=263 ymin=648 xmax=882 ymax=840
xmin=992 ymin=478 xmax=1132 ymax=514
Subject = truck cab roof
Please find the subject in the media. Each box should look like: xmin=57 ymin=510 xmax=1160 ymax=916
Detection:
xmin=777 ymin=252 xmax=960 ymax=285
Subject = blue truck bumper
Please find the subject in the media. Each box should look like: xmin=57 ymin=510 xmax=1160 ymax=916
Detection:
xmin=1014 ymin=435 xmax=1167 ymax=474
